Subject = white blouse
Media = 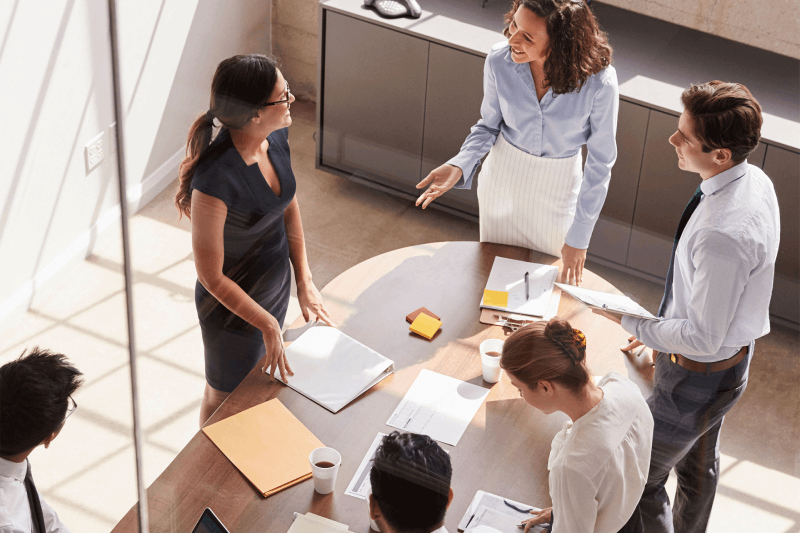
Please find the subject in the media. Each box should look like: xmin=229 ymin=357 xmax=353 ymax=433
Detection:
xmin=547 ymin=372 xmax=653 ymax=533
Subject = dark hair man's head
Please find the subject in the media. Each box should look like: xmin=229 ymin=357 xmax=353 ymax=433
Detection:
xmin=0 ymin=348 xmax=83 ymax=458
xmin=369 ymin=432 xmax=453 ymax=533
xmin=670 ymin=81 xmax=762 ymax=179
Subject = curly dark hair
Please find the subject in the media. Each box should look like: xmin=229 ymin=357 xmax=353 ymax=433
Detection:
xmin=503 ymin=0 xmax=612 ymax=95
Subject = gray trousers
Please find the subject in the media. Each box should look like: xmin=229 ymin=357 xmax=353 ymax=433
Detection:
xmin=625 ymin=345 xmax=752 ymax=533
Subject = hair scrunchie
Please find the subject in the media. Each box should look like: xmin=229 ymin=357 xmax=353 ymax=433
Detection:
xmin=550 ymin=328 xmax=587 ymax=364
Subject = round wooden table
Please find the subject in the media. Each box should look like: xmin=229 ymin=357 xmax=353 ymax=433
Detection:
xmin=113 ymin=242 xmax=642 ymax=533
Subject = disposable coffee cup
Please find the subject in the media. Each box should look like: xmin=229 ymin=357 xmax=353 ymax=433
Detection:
xmin=309 ymin=447 xmax=341 ymax=494
xmin=479 ymin=339 xmax=505 ymax=383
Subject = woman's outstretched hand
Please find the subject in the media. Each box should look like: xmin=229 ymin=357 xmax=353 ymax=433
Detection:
xmin=521 ymin=507 xmax=553 ymax=533
xmin=297 ymin=279 xmax=336 ymax=327
xmin=262 ymin=316 xmax=293 ymax=382
xmin=560 ymin=242 xmax=587 ymax=285
xmin=415 ymin=164 xmax=463 ymax=209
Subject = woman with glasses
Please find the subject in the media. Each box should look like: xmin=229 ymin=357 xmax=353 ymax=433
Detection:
xmin=175 ymin=54 xmax=333 ymax=425
xmin=416 ymin=0 xmax=617 ymax=286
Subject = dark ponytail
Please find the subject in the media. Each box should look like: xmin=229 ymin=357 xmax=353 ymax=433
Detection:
xmin=175 ymin=54 xmax=279 ymax=218
xmin=500 ymin=317 xmax=591 ymax=393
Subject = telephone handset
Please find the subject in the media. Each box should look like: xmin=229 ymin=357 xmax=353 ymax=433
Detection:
xmin=363 ymin=0 xmax=422 ymax=19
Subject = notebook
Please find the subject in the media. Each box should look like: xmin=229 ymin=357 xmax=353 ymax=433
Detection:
xmin=287 ymin=512 xmax=351 ymax=533
xmin=202 ymin=399 xmax=324 ymax=497
xmin=280 ymin=326 xmax=394 ymax=413
xmin=480 ymin=257 xmax=559 ymax=318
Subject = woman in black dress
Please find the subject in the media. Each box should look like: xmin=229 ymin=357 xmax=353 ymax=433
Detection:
xmin=175 ymin=54 xmax=333 ymax=425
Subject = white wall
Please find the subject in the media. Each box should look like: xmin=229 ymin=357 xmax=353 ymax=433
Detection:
xmin=0 ymin=0 xmax=272 ymax=332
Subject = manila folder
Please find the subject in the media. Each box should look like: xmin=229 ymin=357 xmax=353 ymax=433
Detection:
xmin=202 ymin=399 xmax=324 ymax=497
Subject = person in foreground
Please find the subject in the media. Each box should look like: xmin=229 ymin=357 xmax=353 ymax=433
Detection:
xmin=175 ymin=54 xmax=333 ymax=426
xmin=368 ymin=431 xmax=454 ymax=533
xmin=501 ymin=318 xmax=654 ymax=533
xmin=595 ymin=81 xmax=780 ymax=533
xmin=416 ymin=0 xmax=618 ymax=285
xmin=0 ymin=348 xmax=83 ymax=533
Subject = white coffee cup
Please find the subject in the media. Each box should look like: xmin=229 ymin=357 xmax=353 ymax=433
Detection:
xmin=309 ymin=447 xmax=341 ymax=494
xmin=479 ymin=339 xmax=505 ymax=383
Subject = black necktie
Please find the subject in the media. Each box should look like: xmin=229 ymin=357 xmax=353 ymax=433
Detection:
xmin=25 ymin=461 xmax=46 ymax=533
xmin=658 ymin=185 xmax=703 ymax=317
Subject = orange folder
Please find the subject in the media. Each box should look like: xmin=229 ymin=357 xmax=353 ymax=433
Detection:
xmin=202 ymin=399 xmax=324 ymax=497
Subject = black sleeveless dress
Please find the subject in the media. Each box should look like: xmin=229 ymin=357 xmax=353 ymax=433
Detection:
xmin=190 ymin=127 xmax=296 ymax=392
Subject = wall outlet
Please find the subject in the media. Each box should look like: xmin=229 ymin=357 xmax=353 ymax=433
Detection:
xmin=84 ymin=131 xmax=105 ymax=174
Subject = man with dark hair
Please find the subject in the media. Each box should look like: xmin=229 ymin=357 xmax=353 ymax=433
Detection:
xmin=596 ymin=80 xmax=780 ymax=533
xmin=0 ymin=348 xmax=83 ymax=533
xmin=368 ymin=432 xmax=454 ymax=533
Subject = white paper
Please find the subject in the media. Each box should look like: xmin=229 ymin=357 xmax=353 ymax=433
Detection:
xmin=288 ymin=512 xmax=351 ymax=533
xmin=555 ymin=283 xmax=659 ymax=320
xmin=281 ymin=326 xmax=394 ymax=413
xmin=458 ymin=491 xmax=545 ymax=533
xmin=386 ymin=370 xmax=490 ymax=446
xmin=481 ymin=257 xmax=559 ymax=317
xmin=345 ymin=432 xmax=387 ymax=500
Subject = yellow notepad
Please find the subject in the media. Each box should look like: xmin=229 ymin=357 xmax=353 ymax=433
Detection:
xmin=203 ymin=399 xmax=324 ymax=497
xmin=483 ymin=289 xmax=509 ymax=308
xmin=409 ymin=312 xmax=442 ymax=340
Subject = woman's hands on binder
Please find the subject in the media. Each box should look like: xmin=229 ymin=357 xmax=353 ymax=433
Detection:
xmin=521 ymin=507 xmax=552 ymax=532
xmin=560 ymin=243 xmax=586 ymax=285
xmin=262 ymin=315 xmax=293 ymax=381
xmin=297 ymin=279 xmax=336 ymax=327
xmin=415 ymin=164 xmax=463 ymax=209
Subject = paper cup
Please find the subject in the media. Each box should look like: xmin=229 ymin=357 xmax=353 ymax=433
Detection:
xmin=309 ymin=447 xmax=341 ymax=494
xmin=479 ymin=339 xmax=505 ymax=383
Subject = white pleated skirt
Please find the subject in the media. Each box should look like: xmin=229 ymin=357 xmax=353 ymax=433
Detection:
xmin=477 ymin=133 xmax=583 ymax=257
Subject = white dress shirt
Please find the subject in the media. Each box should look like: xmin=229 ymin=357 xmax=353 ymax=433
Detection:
xmin=447 ymin=42 xmax=619 ymax=249
xmin=622 ymin=161 xmax=781 ymax=362
xmin=0 ymin=457 xmax=70 ymax=533
xmin=548 ymin=373 xmax=653 ymax=533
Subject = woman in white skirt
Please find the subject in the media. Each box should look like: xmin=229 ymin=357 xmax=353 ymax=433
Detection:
xmin=416 ymin=0 xmax=618 ymax=285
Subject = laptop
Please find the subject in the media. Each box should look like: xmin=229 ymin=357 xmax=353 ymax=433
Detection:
xmin=192 ymin=508 xmax=230 ymax=533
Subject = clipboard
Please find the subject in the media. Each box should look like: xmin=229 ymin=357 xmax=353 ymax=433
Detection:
xmin=555 ymin=283 xmax=661 ymax=321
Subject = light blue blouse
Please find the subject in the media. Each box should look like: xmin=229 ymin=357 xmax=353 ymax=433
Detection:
xmin=447 ymin=42 xmax=619 ymax=249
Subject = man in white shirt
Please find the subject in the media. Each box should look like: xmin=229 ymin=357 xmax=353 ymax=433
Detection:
xmin=368 ymin=432 xmax=453 ymax=533
xmin=596 ymin=81 xmax=780 ymax=533
xmin=0 ymin=348 xmax=83 ymax=533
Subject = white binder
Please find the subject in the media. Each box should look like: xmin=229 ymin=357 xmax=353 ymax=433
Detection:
xmin=280 ymin=326 xmax=394 ymax=413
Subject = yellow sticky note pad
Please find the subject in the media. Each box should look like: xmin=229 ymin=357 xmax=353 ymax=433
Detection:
xmin=483 ymin=289 xmax=509 ymax=308
xmin=409 ymin=313 xmax=442 ymax=340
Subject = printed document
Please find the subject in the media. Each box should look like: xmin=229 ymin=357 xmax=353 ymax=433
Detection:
xmin=481 ymin=257 xmax=559 ymax=317
xmin=345 ymin=432 xmax=387 ymax=500
xmin=386 ymin=370 xmax=489 ymax=446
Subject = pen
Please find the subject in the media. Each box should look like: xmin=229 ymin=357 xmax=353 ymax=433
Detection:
xmin=524 ymin=272 xmax=530 ymax=300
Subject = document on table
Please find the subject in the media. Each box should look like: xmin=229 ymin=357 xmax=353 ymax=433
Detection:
xmin=555 ymin=283 xmax=660 ymax=321
xmin=386 ymin=370 xmax=490 ymax=446
xmin=458 ymin=490 xmax=546 ymax=533
xmin=345 ymin=432 xmax=387 ymax=500
xmin=481 ymin=257 xmax=559 ymax=318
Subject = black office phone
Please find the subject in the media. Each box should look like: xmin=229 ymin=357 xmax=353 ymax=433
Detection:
xmin=363 ymin=0 xmax=422 ymax=19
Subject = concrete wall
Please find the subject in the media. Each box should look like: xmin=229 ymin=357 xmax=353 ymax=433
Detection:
xmin=274 ymin=0 xmax=799 ymax=102
xmin=597 ymin=0 xmax=800 ymax=60
xmin=0 ymin=0 xmax=272 ymax=331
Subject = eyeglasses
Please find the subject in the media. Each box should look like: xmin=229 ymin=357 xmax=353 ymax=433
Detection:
xmin=262 ymin=81 xmax=292 ymax=107
xmin=63 ymin=396 xmax=77 ymax=424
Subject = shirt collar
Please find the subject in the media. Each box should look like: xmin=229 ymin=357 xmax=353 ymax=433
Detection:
xmin=0 ymin=456 xmax=28 ymax=482
xmin=700 ymin=160 xmax=749 ymax=196
xmin=430 ymin=527 xmax=449 ymax=533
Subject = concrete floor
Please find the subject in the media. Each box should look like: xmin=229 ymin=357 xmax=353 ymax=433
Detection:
xmin=1 ymin=100 xmax=798 ymax=532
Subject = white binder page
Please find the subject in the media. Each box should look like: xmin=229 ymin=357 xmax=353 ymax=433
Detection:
xmin=481 ymin=257 xmax=559 ymax=317
xmin=344 ymin=432 xmax=387 ymax=500
xmin=281 ymin=326 xmax=394 ymax=413
xmin=555 ymin=283 xmax=660 ymax=321
xmin=386 ymin=370 xmax=490 ymax=446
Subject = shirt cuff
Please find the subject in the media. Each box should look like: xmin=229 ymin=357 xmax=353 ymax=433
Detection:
xmin=621 ymin=314 xmax=640 ymax=336
xmin=446 ymin=153 xmax=478 ymax=189
xmin=564 ymin=218 xmax=595 ymax=250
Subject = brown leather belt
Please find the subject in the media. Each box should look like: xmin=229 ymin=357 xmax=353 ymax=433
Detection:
xmin=667 ymin=346 xmax=747 ymax=374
